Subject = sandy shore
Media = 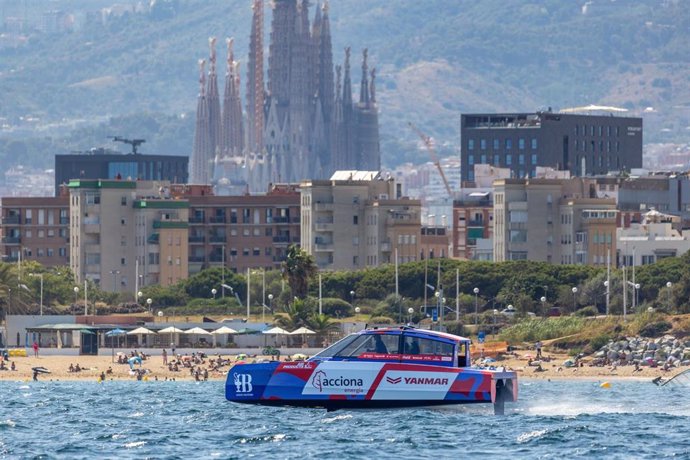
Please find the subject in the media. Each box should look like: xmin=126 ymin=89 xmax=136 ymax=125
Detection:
xmin=0 ymin=351 xmax=682 ymax=383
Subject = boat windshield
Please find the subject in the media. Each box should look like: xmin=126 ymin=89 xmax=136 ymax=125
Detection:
xmin=311 ymin=334 xmax=360 ymax=359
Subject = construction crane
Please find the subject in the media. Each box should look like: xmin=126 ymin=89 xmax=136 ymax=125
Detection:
xmin=109 ymin=136 xmax=146 ymax=154
xmin=408 ymin=122 xmax=452 ymax=198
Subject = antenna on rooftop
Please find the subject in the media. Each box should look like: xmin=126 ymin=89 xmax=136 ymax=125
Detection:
xmin=108 ymin=136 xmax=146 ymax=154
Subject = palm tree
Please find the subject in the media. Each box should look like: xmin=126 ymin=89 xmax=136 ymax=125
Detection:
xmin=282 ymin=244 xmax=317 ymax=299
xmin=274 ymin=299 xmax=312 ymax=330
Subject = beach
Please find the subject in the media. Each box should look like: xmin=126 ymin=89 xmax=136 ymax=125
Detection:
xmin=0 ymin=349 xmax=682 ymax=383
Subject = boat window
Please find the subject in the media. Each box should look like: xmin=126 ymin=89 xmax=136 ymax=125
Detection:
xmin=404 ymin=336 xmax=454 ymax=357
xmin=311 ymin=334 xmax=359 ymax=359
xmin=335 ymin=334 xmax=399 ymax=358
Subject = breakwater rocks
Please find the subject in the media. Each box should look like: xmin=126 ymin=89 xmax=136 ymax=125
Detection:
xmin=593 ymin=335 xmax=690 ymax=367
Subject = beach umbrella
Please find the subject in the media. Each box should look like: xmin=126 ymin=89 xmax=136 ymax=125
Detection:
xmin=211 ymin=326 xmax=238 ymax=347
xmin=234 ymin=328 xmax=260 ymax=335
xmin=127 ymin=327 xmax=157 ymax=348
xmin=290 ymin=326 xmax=316 ymax=347
xmin=263 ymin=326 xmax=290 ymax=347
xmin=159 ymin=326 xmax=185 ymax=348
xmin=106 ymin=328 xmax=127 ymax=360
xmin=184 ymin=327 xmax=212 ymax=348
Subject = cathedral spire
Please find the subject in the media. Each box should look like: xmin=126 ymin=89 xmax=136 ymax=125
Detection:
xmin=207 ymin=37 xmax=223 ymax=158
xmin=247 ymin=0 xmax=265 ymax=152
xmin=191 ymin=59 xmax=213 ymax=184
xmin=359 ymin=48 xmax=370 ymax=106
xmin=222 ymin=37 xmax=244 ymax=155
xmin=370 ymin=67 xmax=376 ymax=103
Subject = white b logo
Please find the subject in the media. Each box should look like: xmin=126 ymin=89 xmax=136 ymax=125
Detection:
xmin=233 ymin=373 xmax=253 ymax=393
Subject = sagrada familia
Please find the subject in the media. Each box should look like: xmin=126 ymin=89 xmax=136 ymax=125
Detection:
xmin=190 ymin=0 xmax=381 ymax=193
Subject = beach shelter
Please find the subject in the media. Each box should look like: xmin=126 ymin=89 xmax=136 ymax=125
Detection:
xmin=127 ymin=327 xmax=157 ymax=348
xmin=262 ymin=326 xmax=290 ymax=347
xmin=211 ymin=326 xmax=238 ymax=347
xmin=159 ymin=326 xmax=185 ymax=348
xmin=184 ymin=327 xmax=212 ymax=347
xmin=290 ymin=326 xmax=316 ymax=347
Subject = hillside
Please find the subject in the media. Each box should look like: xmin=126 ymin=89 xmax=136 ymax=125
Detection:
xmin=0 ymin=0 xmax=688 ymax=171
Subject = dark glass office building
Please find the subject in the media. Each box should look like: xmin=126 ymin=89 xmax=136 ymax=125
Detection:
xmin=54 ymin=151 xmax=189 ymax=195
xmin=460 ymin=111 xmax=642 ymax=183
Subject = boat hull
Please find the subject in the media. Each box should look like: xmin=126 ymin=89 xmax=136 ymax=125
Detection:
xmin=226 ymin=360 xmax=517 ymax=413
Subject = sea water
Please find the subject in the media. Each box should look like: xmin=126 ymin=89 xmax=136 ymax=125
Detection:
xmin=1 ymin=378 xmax=688 ymax=459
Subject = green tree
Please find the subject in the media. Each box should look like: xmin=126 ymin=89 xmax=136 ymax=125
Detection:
xmin=274 ymin=299 xmax=313 ymax=331
xmin=282 ymin=244 xmax=317 ymax=299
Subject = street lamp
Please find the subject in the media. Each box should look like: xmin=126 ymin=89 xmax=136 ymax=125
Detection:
xmin=350 ymin=290 xmax=355 ymax=305
xmin=572 ymin=287 xmax=578 ymax=312
xmin=473 ymin=287 xmax=479 ymax=326
xmin=355 ymin=306 xmax=361 ymax=315
xmin=666 ymin=281 xmax=673 ymax=312
xmin=29 ymin=273 xmax=43 ymax=316
xmin=146 ymin=298 xmax=152 ymax=313
xmin=634 ymin=283 xmax=640 ymax=310
xmin=604 ymin=280 xmax=610 ymax=316
xmin=493 ymin=309 xmax=498 ymax=337
xmin=407 ymin=307 xmax=414 ymax=324
xmin=137 ymin=291 xmax=143 ymax=304
xmin=540 ymin=296 xmax=546 ymax=318
xmin=73 ymin=286 xmax=80 ymax=312
xmin=211 ymin=288 xmax=217 ymax=300
xmin=109 ymin=269 xmax=121 ymax=292
xmin=268 ymin=293 xmax=274 ymax=313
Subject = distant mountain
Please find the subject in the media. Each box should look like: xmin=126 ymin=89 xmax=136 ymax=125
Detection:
xmin=0 ymin=0 xmax=688 ymax=172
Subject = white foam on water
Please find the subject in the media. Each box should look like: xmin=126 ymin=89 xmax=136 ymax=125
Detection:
xmin=0 ymin=420 xmax=16 ymax=428
xmin=321 ymin=414 xmax=353 ymax=424
xmin=129 ymin=412 xmax=145 ymax=418
xmin=18 ymin=386 xmax=29 ymax=390
xmin=124 ymin=441 xmax=146 ymax=449
xmin=517 ymin=429 xmax=548 ymax=443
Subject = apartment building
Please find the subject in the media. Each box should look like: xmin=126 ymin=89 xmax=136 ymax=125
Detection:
xmin=185 ymin=184 xmax=301 ymax=274
xmin=0 ymin=196 xmax=69 ymax=266
xmin=69 ymin=179 xmax=189 ymax=292
xmin=301 ymin=171 xmax=421 ymax=270
xmin=460 ymin=110 xmax=642 ymax=183
xmin=420 ymin=226 xmax=450 ymax=260
xmin=452 ymin=190 xmax=494 ymax=261
xmin=618 ymin=210 xmax=690 ymax=266
xmin=493 ymin=178 xmax=617 ymax=266
xmin=617 ymin=173 xmax=690 ymax=227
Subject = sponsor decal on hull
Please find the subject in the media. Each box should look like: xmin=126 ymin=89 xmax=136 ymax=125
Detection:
xmin=302 ymin=362 xmax=383 ymax=396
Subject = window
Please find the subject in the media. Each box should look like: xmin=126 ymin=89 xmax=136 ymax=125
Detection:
xmin=353 ymin=215 xmax=358 ymax=225
xmin=353 ymin=236 xmax=359 ymax=246
xmin=480 ymin=139 xmax=487 ymax=150
xmin=468 ymin=139 xmax=475 ymax=150
xmin=468 ymin=154 xmax=474 ymax=165
xmin=403 ymin=336 xmax=453 ymax=357
xmin=121 ymin=196 xmax=127 ymax=206
xmin=353 ymin=256 xmax=358 ymax=266
xmin=334 ymin=334 xmax=400 ymax=357
xmin=121 ymin=257 xmax=126 ymax=265
xmin=531 ymin=153 xmax=538 ymax=164
xmin=531 ymin=138 xmax=537 ymax=149
xmin=506 ymin=154 xmax=512 ymax=166
xmin=47 ymin=229 xmax=55 ymax=237
xmin=505 ymin=139 xmax=512 ymax=150
xmin=253 ymin=247 xmax=260 ymax=256
xmin=493 ymin=154 xmax=500 ymax=166
xmin=253 ymin=228 xmax=261 ymax=236
xmin=121 ymin=218 xmax=126 ymax=226
xmin=243 ymin=248 xmax=250 ymax=256
xmin=59 ymin=248 xmax=67 ymax=257
xmin=493 ymin=139 xmax=500 ymax=150
xmin=518 ymin=154 xmax=525 ymax=165
xmin=518 ymin=138 xmax=525 ymax=150
xmin=480 ymin=154 xmax=487 ymax=164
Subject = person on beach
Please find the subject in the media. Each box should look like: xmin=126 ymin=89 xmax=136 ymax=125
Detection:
xmin=10 ymin=361 xmax=15 ymax=371
xmin=162 ymin=349 xmax=168 ymax=365
xmin=535 ymin=341 xmax=543 ymax=359
xmin=32 ymin=341 xmax=39 ymax=358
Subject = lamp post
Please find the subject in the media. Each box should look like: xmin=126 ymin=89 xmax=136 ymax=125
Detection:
xmin=350 ymin=290 xmax=355 ymax=306
xmin=211 ymin=288 xmax=217 ymax=300
xmin=73 ymin=286 xmax=80 ymax=313
xmin=604 ymin=280 xmax=610 ymax=316
xmin=473 ymin=287 xmax=479 ymax=326
xmin=634 ymin=283 xmax=640 ymax=310
xmin=493 ymin=309 xmax=498 ymax=337
xmin=540 ymin=296 xmax=546 ymax=318
xmin=29 ymin=273 xmax=43 ymax=316
xmin=268 ymin=293 xmax=274 ymax=312
xmin=146 ymin=298 xmax=152 ymax=314
xmin=407 ymin=307 xmax=414 ymax=324
xmin=434 ymin=291 xmax=440 ymax=321
xmin=666 ymin=281 xmax=673 ymax=312
xmin=571 ymin=287 xmax=578 ymax=312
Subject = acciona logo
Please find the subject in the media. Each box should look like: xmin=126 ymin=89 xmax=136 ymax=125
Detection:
xmin=233 ymin=373 xmax=253 ymax=393
xmin=311 ymin=370 xmax=364 ymax=392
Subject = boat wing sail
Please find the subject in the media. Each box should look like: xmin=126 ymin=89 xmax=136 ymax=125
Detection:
xmin=653 ymin=369 xmax=690 ymax=387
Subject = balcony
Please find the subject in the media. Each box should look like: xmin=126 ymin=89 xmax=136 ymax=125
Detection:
xmin=209 ymin=235 xmax=227 ymax=243
xmin=468 ymin=219 xmax=484 ymax=227
xmin=315 ymin=222 xmax=333 ymax=232
xmin=59 ymin=217 xmax=69 ymax=225
xmin=209 ymin=254 xmax=224 ymax=262
xmin=273 ymin=235 xmax=291 ymax=244
xmin=314 ymin=202 xmax=334 ymax=212
xmin=209 ymin=216 xmax=226 ymax=224
xmin=314 ymin=243 xmax=334 ymax=252
xmin=273 ymin=216 xmax=290 ymax=224
xmin=2 ymin=215 xmax=20 ymax=225
xmin=1 ymin=237 xmax=20 ymax=244
xmin=189 ymin=216 xmax=205 ymax=224
xmin=189 ymin=255 xmax=205 ymax=263
xmin=188 ymin=235 xmax=205 ymax=243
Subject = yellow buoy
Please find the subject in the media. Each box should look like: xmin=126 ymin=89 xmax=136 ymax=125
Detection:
xmin=600 ymin=381 xmax=611 ymax=389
